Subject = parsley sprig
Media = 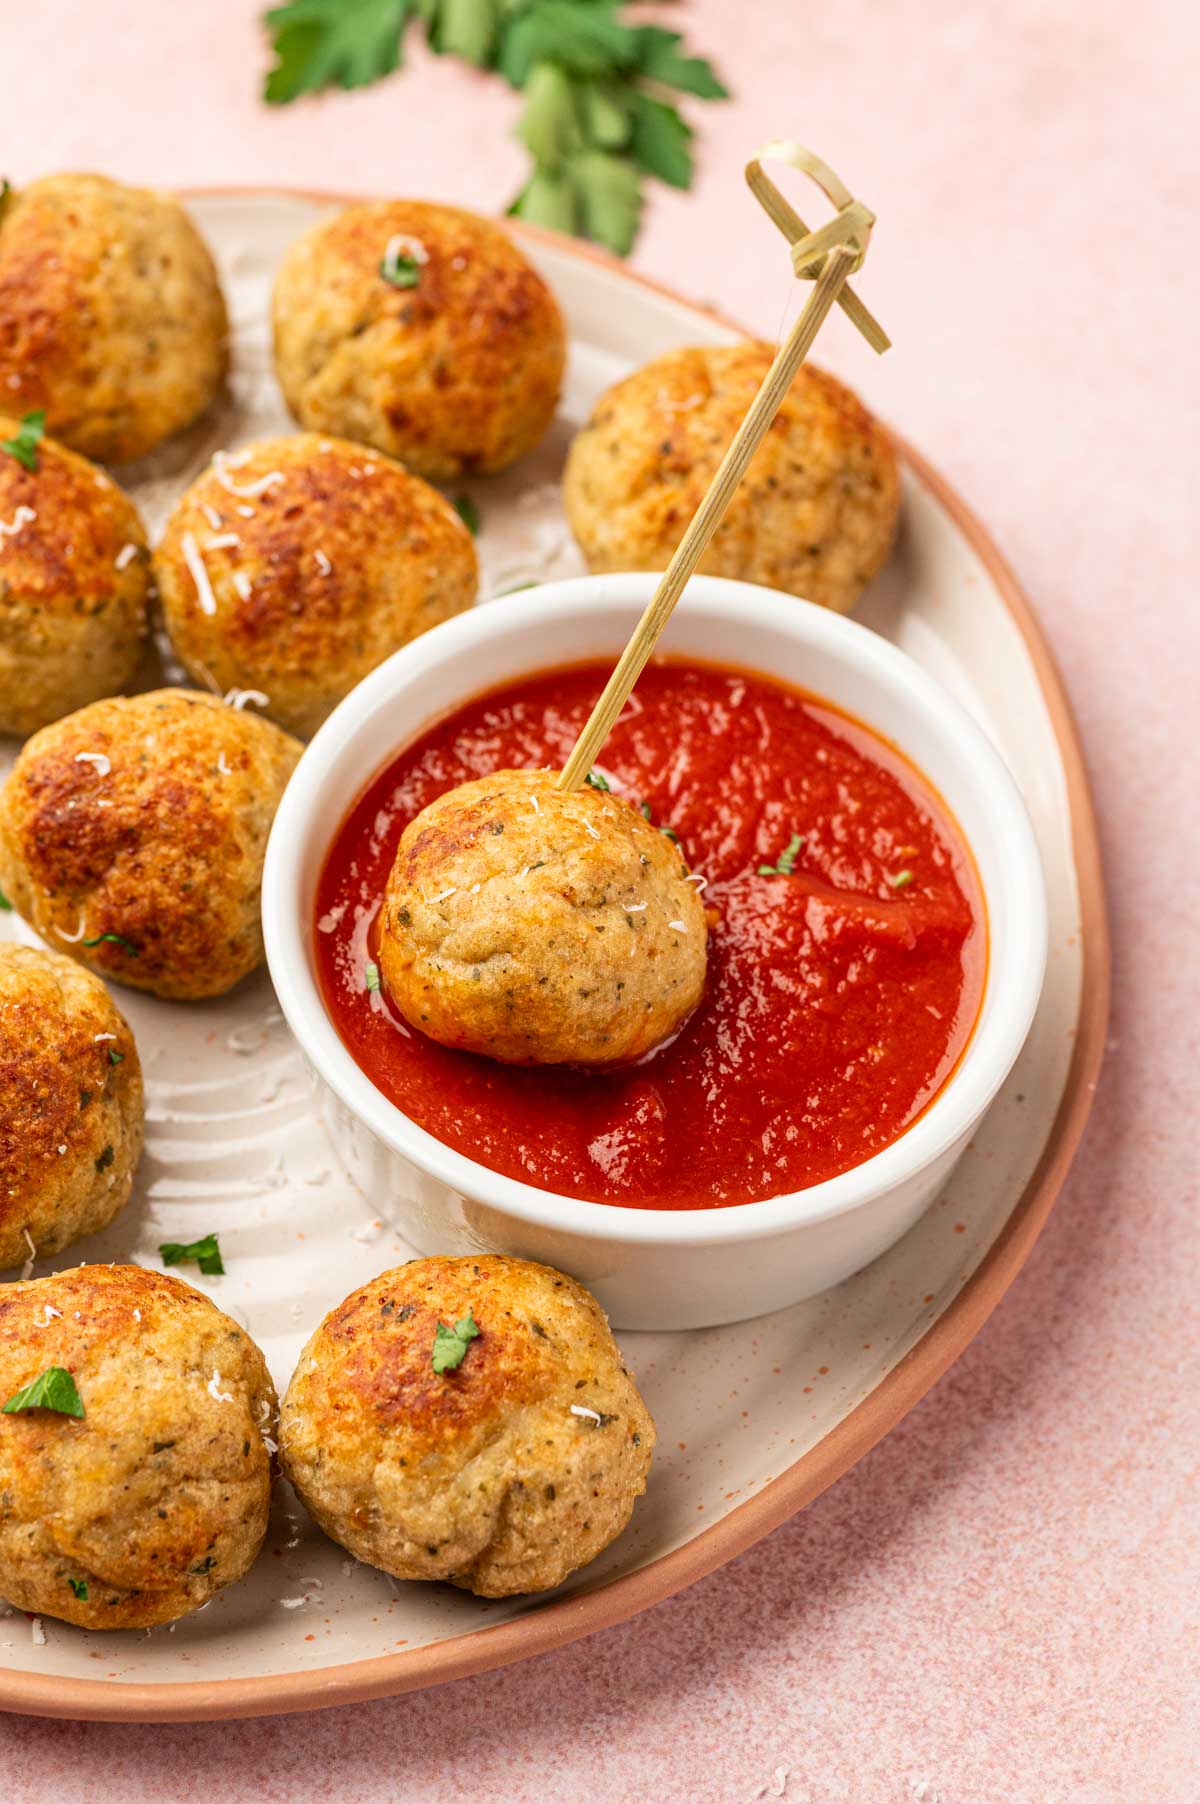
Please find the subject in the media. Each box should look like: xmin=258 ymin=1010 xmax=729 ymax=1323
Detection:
xmin=759 ymin=833 xmax=802 ymax=878
xmin=1 ymin=409 xmax=45 ymax=473
xmin=3 ymin=1366 xmax=84 ymax=1419
xmin=160 ymin=1233 xmax=225 ymax=1276
xmin=430 ymin=1309 xmax=480 ymax=1374
xmin=261 ymin=2 xmax=728 ymax=254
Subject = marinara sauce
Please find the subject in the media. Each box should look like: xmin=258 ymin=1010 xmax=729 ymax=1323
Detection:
xmin=315 ymin=659 xmax=985 ymax=1209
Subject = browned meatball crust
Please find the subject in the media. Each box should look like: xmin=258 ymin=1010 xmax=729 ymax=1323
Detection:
xmin=563 ymin=344 xmax=901 ymax=614
xmin=378 ymin=769 xmax=707 ymax=1066
xmin=0 ymin=420 xmax=150 ymax=736
xmin=0 ymin=689 xmax=302 ymax=999
xmin=0 ymin=174 xmax=228 ymax=465
xmin=0 ymin=945 xmax=142 ymax=1270
xmin=154 ymin=434 xmax=478 ymax=737
xmin=273 ymin=200 xmax=565 ymax=479
xmin=280 ymin=1256 xmax=655 ymax=1597
xmin=0 ymin=1265 xmax=276 ymax=1629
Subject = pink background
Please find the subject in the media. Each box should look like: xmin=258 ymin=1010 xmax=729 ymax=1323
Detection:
xmin=1 ymin=2 xmax=1195 ymax=1798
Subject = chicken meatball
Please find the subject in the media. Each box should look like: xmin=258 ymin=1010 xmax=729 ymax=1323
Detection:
xmin=154 ymin=434 xmax=478 ymax=737
xmin=281 ymin=1255 xmax=654 ymax=1598
xmin=0 ymin=689 xmax=302 ymax=999
xmin=563 ymin=343 xmax=901 ymax=615
xmin=378 ymin=769 xmax=707 ymax=1066
xmin=0 ymin=174 xmax=228 ymax=465
xmin=272 ymin=200 xmax=565 ymax=480
xmin=0 ymin=946 xmax=142 ymax=1271
xmin=0 ymin=1265 xmax=276 ymax=1629
xmin=0 ymin=420 xmax=150 ymax=736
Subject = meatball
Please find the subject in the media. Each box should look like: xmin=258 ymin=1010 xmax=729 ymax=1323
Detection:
xmin=0 ymin=946 xmax=142 ymax=1271
xmin=0 ymin=420 xmax=150 ymax=736
xmin=563 ymin=343 xmax=901 ymax=615
xmin=0 ymin=174 xmax=228 ymax=466
xmin=0 ymin=1265 xmax=276 ymax=1629
xmin=378 ymin=769 xmax=707 ymax=1066
xmin=280 ymin=1255 xmax=654 ymax=1598
xmin=154 ymin=434 xmax=478 ymax=737
xmin=272 ymin=200 xmax=565 ymax=480
xmin=0 ymin=689 xmax=302 ymax=999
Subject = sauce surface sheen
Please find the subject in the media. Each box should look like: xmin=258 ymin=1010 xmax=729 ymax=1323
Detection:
xmin=316 ymin=659 xmax=985 ymax=1210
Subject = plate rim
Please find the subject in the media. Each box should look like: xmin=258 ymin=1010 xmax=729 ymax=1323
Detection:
xmin=0 ymin=191 xmax=1111 ymax=1722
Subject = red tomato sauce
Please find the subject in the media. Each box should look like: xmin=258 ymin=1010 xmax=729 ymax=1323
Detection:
xmin=315 ymin=659 xmax=985 ymax=1209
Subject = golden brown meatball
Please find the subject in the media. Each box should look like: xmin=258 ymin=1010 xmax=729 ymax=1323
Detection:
xmin=272 ymin=200 xmax=565 ymax=480
xmin=0 ymin=420 xmax=150 ymax=735
xmin=154 ymin=434 xmax=478 ymax=737
xmin=0 ymin=689 xmax=302 ymax=1000
xmin=378 ymin=769 xmax=707 ymax=1066
xmin=563 ymin=344 xmax=901 ymax=614
xmin=280 ymin=1256 xmax=654 ymax=1598
xmin=0 ymin=945 xmax=142 ymax=1271
xmin=0 ymin=174 xmax=228 ymax=465
xmin=0 ymin=1265 xmax=276 ymax=1629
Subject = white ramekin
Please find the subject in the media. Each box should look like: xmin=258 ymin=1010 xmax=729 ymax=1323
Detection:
xmin=263 ymin=575 xmax=1047 ymax=1330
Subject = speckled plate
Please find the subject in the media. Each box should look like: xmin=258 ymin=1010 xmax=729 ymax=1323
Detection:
xmin=0 ymin=192 xmax=1108 ymax=1721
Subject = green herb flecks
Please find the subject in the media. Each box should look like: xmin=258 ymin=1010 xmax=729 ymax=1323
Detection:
xmin=759 ymin=833 xmax=802 ymax=878
xmin=160 ymin=1233 xmax=225 ymax=1276
xmin=452 ymin=493 xmax=479 ymax=535
xmin=364 ymin=960 xmax=381 ymax=993
xmin=637 ymin=798 xmax=679 ymax=844
xmin=3 ymin=1366 xmax=84 ymax=1419
xmin=67 ymin=1577 xmax=89 ymax=1600
xmin=0 ymin=888 xmax=11 ymax=911
xmin=584 ymin=768 xmax=610 ymax=793
xmin=431 ymin=1309 xmax=480 ymax=1375
xmin=888 ymin=869 xmax=915 ymax=890
xmin=0 ymin=409 xmax=45 ymax=473
xmin=380 ymin=246 xmax=421 ymax=288
xmin=107 ymin=1047 xmax=125 ymax=1067
xmin=261 ymin=2 xmax=729 ymax=256
xmin=82 ymin=932 xmax=138 ymax=956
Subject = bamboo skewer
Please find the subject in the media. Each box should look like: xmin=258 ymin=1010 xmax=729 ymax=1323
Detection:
xmin=557 ymin=144 xmax=889 ymax=794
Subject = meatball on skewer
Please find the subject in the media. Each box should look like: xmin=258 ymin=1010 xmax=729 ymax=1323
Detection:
xmin=378 ymin=769 xmax=708 ymax=1066
xmin=280 ymin=1256 xmax=655 ymax=1598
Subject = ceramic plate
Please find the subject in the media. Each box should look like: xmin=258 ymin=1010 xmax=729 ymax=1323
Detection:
xmin=0 ymin=192 xmax=1108 ymax=1720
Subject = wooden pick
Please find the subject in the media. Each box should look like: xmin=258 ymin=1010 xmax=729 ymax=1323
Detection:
xmin=557 ymin=143 xmax=890 ymax=793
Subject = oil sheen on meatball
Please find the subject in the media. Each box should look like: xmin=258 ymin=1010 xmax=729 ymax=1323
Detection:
xmin=0 ymin=945 xmax=143 ymax=1271
xmin=0 ymin=1265 xmax=277 ymax=1628
xmin=563 ymin=343 xmax=901 ymax=615
xmin=378 ymin=769 xmax=708 ymax=1066
xmin=0 ymin=689 xmax=302 ymax=999
xmin=0 ymin=420 xmax=150 ymax=736
xmin=280 ymin=1255 xmax=655 ymax=1598
xmin=154 ymin=434 xmax=478 ymax=737
xmin=272 ymin=199 xmax=565 ymax=480
xmin=0 ymin=174 xmax=228 ymax=465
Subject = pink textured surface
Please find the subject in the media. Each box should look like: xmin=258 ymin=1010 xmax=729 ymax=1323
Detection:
xmin=1 ymin=1 xmax=1195 ymax=1798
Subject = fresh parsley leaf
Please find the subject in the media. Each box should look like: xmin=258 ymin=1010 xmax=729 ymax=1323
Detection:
xmin=634 ymin=25 xmax=729 ymax=100
xmin=889 ymin=869 xmax=915 ymax=890
xmin=107 ymin=1047 xmax=125 ymax=1066
xmin=0 ymin=888 xmax=11 ymax=911
xmin=507 ymin=166 xmax=579 ymax=237
xmin=430 ymin=1309 xmax=480 ymax=1374
xmin=431 ymin=0 xmax=499 ymax=68
xmin=759 ymin=833 xmax=803 ymax=877
xmin=364 ymin=960 xmax=382 ymax=993
xmin=659 ymin=823 xmax=679 ymax=846
xmin=160 ymin=1233 xmax=225 ymax=1276
xmin=67 ymin=1577 xmax=88 ymax=1599
xmin=517 ymin=60 xmax=582 ymax=166
xmin=572 ymin=148 xmax=642 ymax=256
xmin=498 ymin=3 xmax=638 ymax=88
xmin=263 ymin=0 xmax=413 ymax=103
xmin=452 ymin=493 xmax=479 ymax=534
xmin=584 ymin=768 xmax=610 ymax=792
xmin=81 ymin=931 xmax=138 ymax=956
xmin=3 ymin=1366 xmax=84 ymax=1418
xmin=628 ymin=91 xmax=693 ymax=190
xmin=380 ymin=246 xmax=421 ymax=287
xmin=1 ymin=409 xmax=45 ymax=473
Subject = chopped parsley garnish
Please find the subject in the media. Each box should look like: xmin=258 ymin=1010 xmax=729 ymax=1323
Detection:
xmin=364 ymin=960 xmax=381 ymax=993
xmin=453 ymin=493 xmax=479 ymax=534
xmin=94 ymin=1145 xmax=114 ymax=1172
xmin=82 ymin=931 xmax=138 ymax=956
xmin=430 ymin=1309 xmax=480 ymax=1375
xmin=0 ymin=888 xmax=11 ymax=911
xmin=160 ymin=1233 xmax=224 ymax=1276
xmin=380 ymin=246 xmax=421 ymax=288
xmin=3 ymin=1366 xmax=84 ymax=1418
xmin=759 ymin=832 xmax=802 ymax=877
xmin=660 ymin=824 xmax=679 ymax=845
xmin=0 ymin=409 xmax=45 ymax=473
xmin=637 ymin=798 xmax=679 ymax=843
xmin=584 ymin=769 xmax=610 ymax=793
xmin=67 ymin=1577 xmax=88 ymax=1600
xmin=889 ymin=869 xmax=915 ymax=890
xmin=107 ymin=1047 xmax=125 ymax=1067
